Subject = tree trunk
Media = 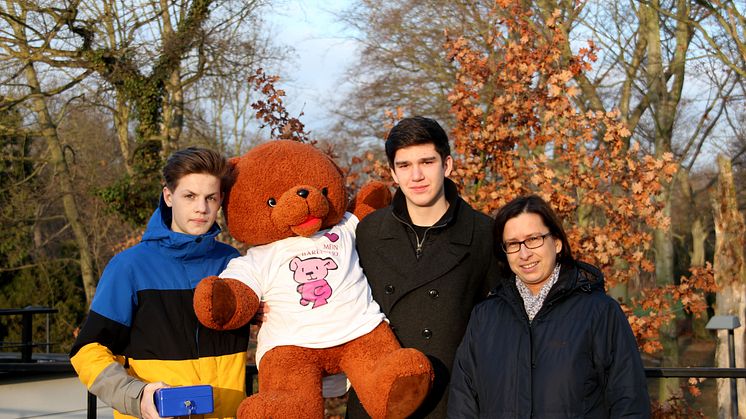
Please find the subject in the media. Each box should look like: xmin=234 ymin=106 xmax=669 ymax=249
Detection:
xmin=678 ymin=170 xmax=710 ymax=338
xmin=690 ymin=218 xmax=706 ymax=266
xmin=161 ymin=68 xmax=184 ymax=156
xmin=114 ymin=95 xmax=133 ymax=176
xmin=24 ymin=63 xmax=97 ymax=306
xmin=641 ymin=0 xmax=691 ymax=400
xmin=654 ymin=195 xmax=679 ymax=400
xmin=690 ymin=216 xmax=711 ymax=340
xmin=711 ymin=155 xmax=746 ymax=419
xmin=159 ymin=1 xmax=183 ymax=157
xmin=654 ymin=199 xmax=675 ymax=283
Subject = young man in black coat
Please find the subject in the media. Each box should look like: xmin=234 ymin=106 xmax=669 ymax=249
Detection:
xmin=346 ymin=116 xmax=499 ymax=418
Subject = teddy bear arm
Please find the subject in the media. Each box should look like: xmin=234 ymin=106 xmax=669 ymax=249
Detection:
xmin=350 ymin=181 xmax=392 ymax=220
xmin=193 ymin=276 xmax=260 ymax=330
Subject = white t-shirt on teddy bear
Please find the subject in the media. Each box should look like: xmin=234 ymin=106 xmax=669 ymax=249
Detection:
xmin=220 ymin=212 xmax=386 ymax=395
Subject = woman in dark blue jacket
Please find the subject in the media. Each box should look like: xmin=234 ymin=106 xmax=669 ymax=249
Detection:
xmin=447 ymin=195 xmax=650 ymax=418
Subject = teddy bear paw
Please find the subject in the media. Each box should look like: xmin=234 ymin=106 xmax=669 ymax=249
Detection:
xmin=384 ymin=371 xmax=432 ymax=418
xmin=193 ymin=276 xmax=259 ymax=330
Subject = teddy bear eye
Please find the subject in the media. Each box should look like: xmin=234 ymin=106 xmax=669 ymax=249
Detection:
xmin=321 ymin=187 xmax=328 ymax=196
xmin=267 ymin=198 xmax=277 ymax=207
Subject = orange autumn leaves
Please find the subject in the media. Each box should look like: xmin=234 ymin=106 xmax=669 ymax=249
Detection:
xmin=443 ymin=1 xmax=715 ymax=353
xmin=624 ymin=264 xmax=717 ymax=354
xmin=245 ymin=0 xmax=716 ymax=357
xmin=249 ymin=68 xmax=310 ymax=143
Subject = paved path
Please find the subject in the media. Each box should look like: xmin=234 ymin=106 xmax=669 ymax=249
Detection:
xmin=0 ymin=375 xmax=113 ymax=419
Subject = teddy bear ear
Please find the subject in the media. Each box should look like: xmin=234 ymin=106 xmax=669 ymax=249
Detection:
xmin=322 ymin=153 xmax=345 ymax=178
xmin=224 ymin=156 xmax=241 ymax=188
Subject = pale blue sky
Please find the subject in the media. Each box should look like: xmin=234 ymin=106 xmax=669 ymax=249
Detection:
xmin=265 ymin=1 xmax=357 ymax=133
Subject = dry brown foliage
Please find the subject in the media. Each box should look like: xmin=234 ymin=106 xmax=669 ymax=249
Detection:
xmin=440 ymin=0 xmax=716 ymax=354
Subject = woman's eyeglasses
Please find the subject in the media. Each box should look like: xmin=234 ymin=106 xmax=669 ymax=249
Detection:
xmin=502 ymin=232 xmax=552 ymax=254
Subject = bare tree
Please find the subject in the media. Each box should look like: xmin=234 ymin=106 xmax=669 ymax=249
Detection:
xmin=333 ymin=0 xmax=496 ymax=141
xmin=0 ymin=0 xmax=275 ymax=303
xmin=0 ymin=0 xmax=97 ymax=304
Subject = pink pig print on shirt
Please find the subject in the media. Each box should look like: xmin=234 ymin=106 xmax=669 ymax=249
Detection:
xmin=289 ymin=256 xmax=337 ymax=308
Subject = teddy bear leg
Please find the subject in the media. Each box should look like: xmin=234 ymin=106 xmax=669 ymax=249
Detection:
xmin=340 ymin=323 xmax=433 ymax=419
xmin=237 ymin=346 xmax=325 ymax=419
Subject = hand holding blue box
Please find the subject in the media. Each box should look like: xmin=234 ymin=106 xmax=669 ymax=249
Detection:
xmin=153 ymin=385 xmax=214 ymax=417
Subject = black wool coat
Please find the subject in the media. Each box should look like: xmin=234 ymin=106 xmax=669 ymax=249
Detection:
xmin=447 ymin=261 xmax=651 ymax=418
xmin=346 ymin=179 xmax=499 ymax=419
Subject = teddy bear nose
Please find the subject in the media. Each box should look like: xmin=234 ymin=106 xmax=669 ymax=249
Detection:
xmin=296 ymin=189 xmax=309 ymax=198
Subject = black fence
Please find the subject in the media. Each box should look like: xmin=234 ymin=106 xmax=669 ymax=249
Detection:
xmin=646 ymin=367 xmax=746 ymax=378
xmin=2 ymin=307 xmax=746 ymax=418
xmin=0 ymin=306 xmax=58 ymax=362
xmin=24 ymin=366 xmax=746 ymax=419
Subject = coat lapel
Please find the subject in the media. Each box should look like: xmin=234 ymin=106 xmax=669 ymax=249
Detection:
xmin=373 ymin=203 xmax=477 ymax=305
xmin=408 ymin=224 xmax=472 ymax=289
xmin=371 ymin=210 xmax=414 ymax=281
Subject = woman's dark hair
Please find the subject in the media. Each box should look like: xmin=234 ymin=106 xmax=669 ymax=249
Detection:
xmin=493 ymin=195 xmax=574 ymax=276
xmin=163 ymin=147 xmax=232 ymax=193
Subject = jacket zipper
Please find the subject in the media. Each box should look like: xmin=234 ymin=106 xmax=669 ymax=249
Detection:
xmin=529 ymin=319 xmax=535 ymax=418
xmin=391 ymin=212 xmax=447 ymax=260
xmin=508 ymin=283 xmax=548 ymax=418
xmin=504 ymin=265 xmax=595 ymax=417
xmin=414 ymin=228 xmax=428 ymax=259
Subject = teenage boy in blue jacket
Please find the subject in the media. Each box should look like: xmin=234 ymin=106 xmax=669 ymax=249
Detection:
xmin=71 ymin=147 xmax=247 ymax=419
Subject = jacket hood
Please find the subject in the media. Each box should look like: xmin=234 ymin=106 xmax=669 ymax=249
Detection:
xmin=537 ymin=260 xmax=606 ymax=295
xmin=490 ymin=260 xmax=607 ymax=324
xmin=140 ymin=195 xmax=222 ymax=259
xmin=492 ymin=260 xmax=606 ymax=301
xmin=572 ymin=260 xmax=605 ymax=293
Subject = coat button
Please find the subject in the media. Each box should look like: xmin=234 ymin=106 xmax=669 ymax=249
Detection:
xmin=384 ymin=284 xmax=395 ymax=294
xmin=428 ymin=289 xmax=439 ymax=299
xmin=422 ymin=328 xmax=433 ymax=339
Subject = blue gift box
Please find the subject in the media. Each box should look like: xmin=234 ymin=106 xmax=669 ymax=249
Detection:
xmin=154 ymin=385 xmax=214 ymax=417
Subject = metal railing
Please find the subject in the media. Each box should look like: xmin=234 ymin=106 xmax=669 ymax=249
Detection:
xmin=0 ymin=306 xmax=57 ymax=362
xmin=71 ymin=367 xmax=746 ymax=418
xmin=4 ymin=356 xmax=746 ymax=418
xmin=646 ymin=367 xmax=746 ymax=378
xmin=3 ymin=308 xmax=744 ymax=418
xmin=646 ymin=367 xmax=746 ymax=418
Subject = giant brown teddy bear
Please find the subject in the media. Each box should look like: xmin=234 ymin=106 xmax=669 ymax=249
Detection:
xmin=193 ymin=140 xmax=434 ymax=418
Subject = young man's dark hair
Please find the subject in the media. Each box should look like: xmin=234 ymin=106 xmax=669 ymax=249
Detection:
xmin=385 ymin=116 xmax=452 ymax=166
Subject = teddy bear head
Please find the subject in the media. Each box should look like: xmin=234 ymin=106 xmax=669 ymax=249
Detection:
xmin=224 ymin=140 xmax=348 ymax=246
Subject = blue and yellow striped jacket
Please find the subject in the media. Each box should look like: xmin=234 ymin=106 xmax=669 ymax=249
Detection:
xmin=70 ymin=202 xmax=247 ymax=419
